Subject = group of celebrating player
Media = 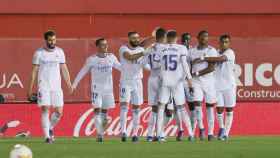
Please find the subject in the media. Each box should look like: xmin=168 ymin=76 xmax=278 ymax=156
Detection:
xmin=27 ymin=27 xmax=236 ymax=144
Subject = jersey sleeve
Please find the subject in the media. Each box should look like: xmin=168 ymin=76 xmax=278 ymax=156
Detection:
xmin=111 ymin=54 xmax=122 ymax=71
xmin=32 ymin=50 xmax=41 ymax=65
xmin=224 ymin=49 xmax=235 ymax=62
xmin=72 ymin=57 xmax=92 ymax=89
xmin=60 ymin=49 xmax=66 ymax=64
xmin=180 ymin=47 xmax=192 ymax=79
xmin=119 ymin=45 xmax=130 ymax=57
xmin=208 ymin=48 xmax=219 ymax=57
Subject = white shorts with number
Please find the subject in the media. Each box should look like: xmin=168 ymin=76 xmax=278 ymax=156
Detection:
xmin=92 ymin=92 xmax=115 ymax=109
xmin=192 ymin=79 xmax=216 ymax=104
xmin=37 ymin=89 xmax=64 ymax=107
xmin=216 ymin=87 xmax=236 ymax=108
xmin=148 ymin=75 xmax=161 ymax=106
xmin=159 ymin=82 xmax=185 ymax=106
xmin=120 ymin=79 xmax=143 ymax=105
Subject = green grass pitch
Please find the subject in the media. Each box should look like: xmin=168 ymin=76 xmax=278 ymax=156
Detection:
xmin=0 ymin=136 xmax=279 ymax=158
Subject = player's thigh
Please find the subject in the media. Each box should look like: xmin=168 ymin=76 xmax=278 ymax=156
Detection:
xmin=119 ymin=83 xmax=132 ymax=103
xmin=92 ymin=92 xmax=102 ymax=109
xmin=148 ymin=77 xmax=160 ymax=106
xmin=223 ymin=88 xmax=237 ymax=108
xmin=131 ymin=80 xmax=143 ymax=106
xmin=37 ymin=90 xmax=51 ymax=107
xmin=172 ymin=83 xmax=186 ymax=106
xmin=159 ymin=86 xmax=171 ymax=105
xmin=216 ymin=91 xmax=225 ymax=107
xmin=102 ymin=93 xmax=115 ymax=109
xmin=203 ymin=84 xmax=217 ymax=104
xmin=192 ymin=82 xmax=204 ymax=102
xmin=50 ymin=90 xmax=64 ymax=107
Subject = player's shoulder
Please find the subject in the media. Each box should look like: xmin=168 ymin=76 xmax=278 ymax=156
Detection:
xmin=207 ymin=45 xmax=217 ymax=51
xmin=35 ymin=47 xmax=44 ymax=54
xmin=86 ymin=54 xmax=97 ymax=61
xmin=225 ymin=48 xmax=235 ymax=54
xmin=106 ymin=53 xmax=118 ymax=59
xmin=54 ymin=46 xmax=64 ymax=53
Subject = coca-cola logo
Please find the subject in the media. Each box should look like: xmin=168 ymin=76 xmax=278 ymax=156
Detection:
xmin=73 ymin=107 xmax=179 ymax=137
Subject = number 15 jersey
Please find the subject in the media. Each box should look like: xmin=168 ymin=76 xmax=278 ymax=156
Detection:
xmin=159 ymin=43 xmax=191 ymax=87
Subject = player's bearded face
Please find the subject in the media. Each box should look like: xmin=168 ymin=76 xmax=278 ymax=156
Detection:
xmin=46 ymin=36 xmax=56 ymax=49
xmin=199 ymin=33 xmax=208 ymax=45
xmin=129 ymin=34 xmax=140 ymax=47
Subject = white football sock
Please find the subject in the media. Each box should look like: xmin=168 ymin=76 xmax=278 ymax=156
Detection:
xmin=190 ymin=110 xmax=197 ymax=132
xmin=175 ymin=110 xmax=184 ymax=131
xmin=147 ymin=111 xmax=157 ymax=137
xmin=195 ymin=106 xmax=204 ymax=129
xmin=156 ymin=105 xmax=165 ymax=137
xmin=132 ymin=108 xmax=140 ymax=136
xmin=160 ymin=114 xmax=172 ymax=138
xmin=94 ymin=113 xmax=103 ymax=136
xmin=41 ymin=110 xmax=50 ymax=138
xmin=50 ymin=112 xmax=61 ymax=130
xmin=225 ymin=111 xmax=234 ymax=136
xmin=177 ymin=105 xmax=193 ymax=137
xmin=217 ymin=113 xmax=225 ymax=129
xmin=120 ymin=105 xmax=128 ymax=134
xmin=207 ymin=107 xmax=215 ymax=135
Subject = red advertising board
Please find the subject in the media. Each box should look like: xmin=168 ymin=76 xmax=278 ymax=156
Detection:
xmin=0 ymin=103 xmax=279 ymax=137
xmin=0 ymin=38 xmax=279 ymax=102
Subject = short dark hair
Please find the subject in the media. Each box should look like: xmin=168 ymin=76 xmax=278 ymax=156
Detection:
xmin=166 ymin=30 xmax=177 ymax=38
xmin=219 ymin=34 xmax=231 ymax=41
xmin=181 ymin=33 xmax=191 ymax=41
xmin=155 ymin=28 xmax=166 ymax=40
xmin=197 ymin=30 xmax=208 ymax=38
xmin=95 ymin=38 xmax=105 ymax=46
xmin=44 ymin=30 xmax=56 ymax=40
xmin=128 ymin=31 xmax=138 ymax=37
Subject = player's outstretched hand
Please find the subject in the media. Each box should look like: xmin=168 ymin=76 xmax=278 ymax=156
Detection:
xmin=189 ymin=87 xmax=194 ymax=95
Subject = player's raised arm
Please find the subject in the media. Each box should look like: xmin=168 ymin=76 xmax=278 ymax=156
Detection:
xmin=72 ymin=59 xmax=91 ymax=90
xmin=27 ymin=65 xmax=39 ymax=99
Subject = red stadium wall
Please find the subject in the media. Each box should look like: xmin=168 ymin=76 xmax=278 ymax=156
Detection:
xmin=0 ymin=0 xmax=280 ymax=136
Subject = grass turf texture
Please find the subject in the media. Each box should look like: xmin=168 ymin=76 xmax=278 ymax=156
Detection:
xmin=0 ymin=136 xmax=279 ymax=158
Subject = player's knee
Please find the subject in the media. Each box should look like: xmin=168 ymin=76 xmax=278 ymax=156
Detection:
xmin=226 ymin=107 xmax=233 ymax=112
xmin=188 ymin=102 xmax=195 ymax=110
xmin=193 ymin=101 xmax=202 ymax=106
xmin=94 ymin=108 xmax=101 ymax=114
xmin=101 ymin=109 xmax=108 ymax=113
xmin=120 ymin=102 xmax=128 ymax=107
xmin=206 ymin=103 xmax=215 ymax=108
xmin=216 ymin=107 xmax=224 ymax=114
xmin=132 ymin=104 xmax=140 ymax=109
xmin=41 ymin=106 xmax=49 ymax=112
xmin=152 ymin=106 xmax=158 ymax=113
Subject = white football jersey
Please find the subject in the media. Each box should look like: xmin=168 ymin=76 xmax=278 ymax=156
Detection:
xmin=159 ymin=43 xmax=191 ymax=86
xmin=142 ymin=43 xmax=167 ymax=77
xmin=32 ymin=47 xmax=65 ymax=91
xmin=119 ymin=45 xmax=145 ymax=80
xmin=215 ymin=48 xmax=236 ymax=91
xmin=72 ymin=53 xmax=121 ymax=93
xmin=190 ymin=45 xmax=218 ymax=81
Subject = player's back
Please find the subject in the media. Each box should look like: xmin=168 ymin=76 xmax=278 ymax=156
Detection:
xmin=146 ymin=43 xmax=167 ymax=77
xmin=160 ymin=43 xmax=187 ymax=86
xmin=119 ymin=45 xmax=145 ymax=81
